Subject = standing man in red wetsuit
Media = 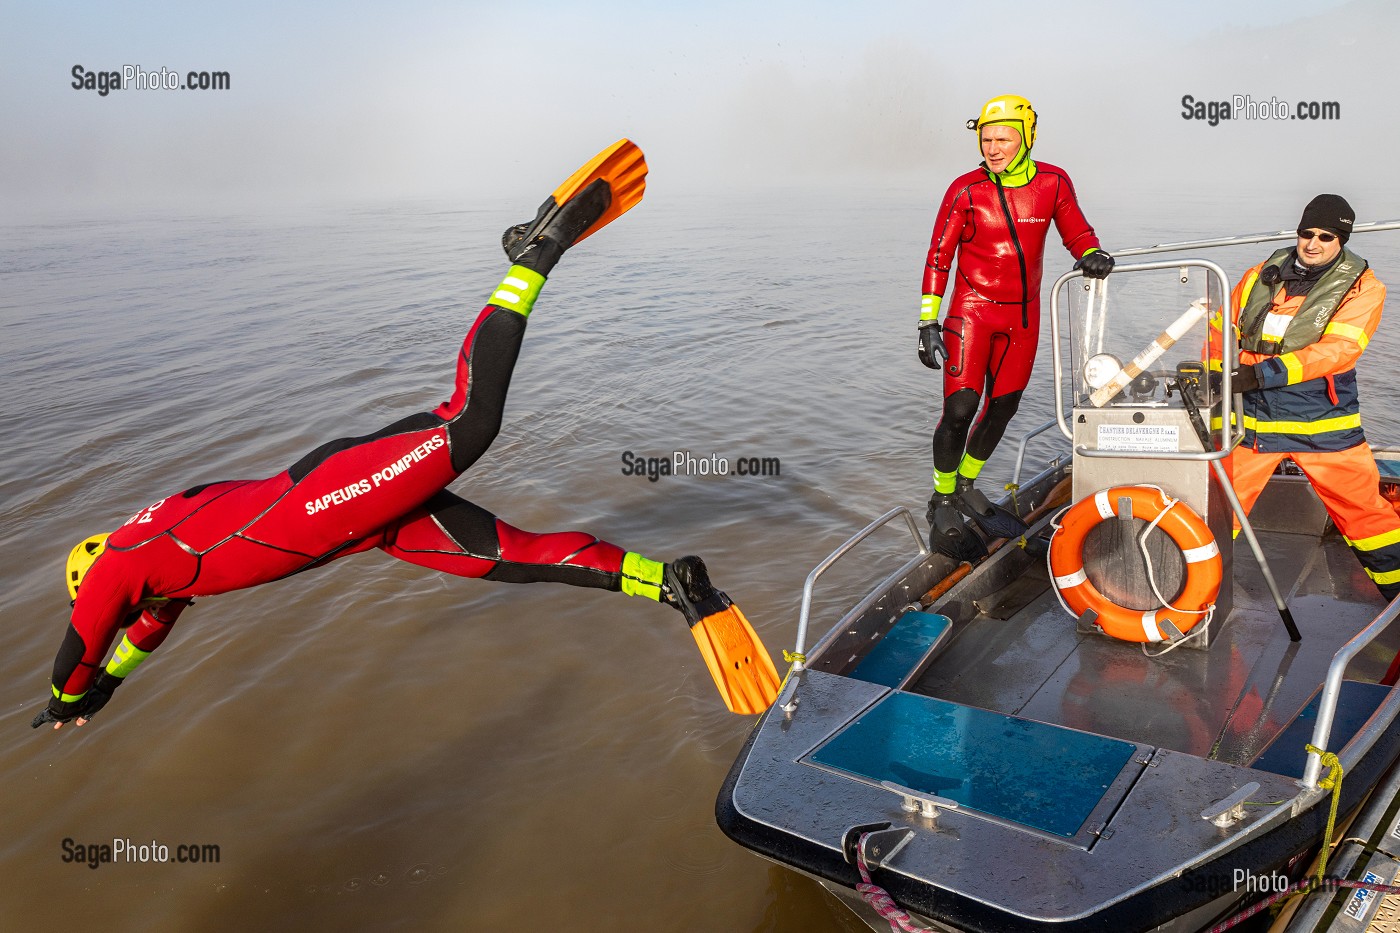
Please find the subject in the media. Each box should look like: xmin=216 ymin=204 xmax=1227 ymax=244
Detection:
xmin=33 ymin=143 xmax=780 ymax=731
xmin=919 ymin=94 xmax=1113 ymax=550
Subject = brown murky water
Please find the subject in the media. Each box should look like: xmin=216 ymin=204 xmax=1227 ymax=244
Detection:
xmin=5 ymin=189 xmax=1400 ymax=931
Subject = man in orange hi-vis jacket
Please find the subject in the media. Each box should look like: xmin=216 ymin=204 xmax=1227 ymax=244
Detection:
xmin=1211 ymin=193 xmax=1400 ymax=602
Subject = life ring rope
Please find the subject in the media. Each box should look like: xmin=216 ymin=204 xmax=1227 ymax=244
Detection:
xmin=1137 ymin=496 xmax=1217 ymax=656
xmin=1140 ymin=494 xmax=1214 ymax=617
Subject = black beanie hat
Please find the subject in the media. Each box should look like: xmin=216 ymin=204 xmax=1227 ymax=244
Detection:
xmin=1298 ymin=194 xmax=1355 ymax=243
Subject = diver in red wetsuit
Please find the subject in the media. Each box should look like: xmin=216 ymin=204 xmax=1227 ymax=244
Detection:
xmin=34 ymin=157 xmax=741 ymax=730
xmin=918 ymin=94 xmax=1113 ymax=550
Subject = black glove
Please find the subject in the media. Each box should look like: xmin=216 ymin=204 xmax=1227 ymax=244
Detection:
xmin=1075 ymin=249 xmax=1115 ymax=280
xmin=1231 ymin=365 xmax=1261 ymax=394
xmin=31 ymin=705 xmax=74 ymax=729
xmin=30 ymin=672 xmax=122 ymax=729
xmin=77 ymin=672 xmax=123 ymax=721
xmin=918 ymin=321 xmax=947 ymax=370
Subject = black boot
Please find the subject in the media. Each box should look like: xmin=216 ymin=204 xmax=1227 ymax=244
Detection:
xmin=662 ymin=555 xmax=732 ymax=626
xmin=927 ymin=492 xmax=987 ymax=562
xmin=502 ymin=178 xmax=612 ymax=276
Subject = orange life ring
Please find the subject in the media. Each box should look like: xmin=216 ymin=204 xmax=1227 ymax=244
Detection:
xmin=1048 ymin=485 xmax=1221 ymax=643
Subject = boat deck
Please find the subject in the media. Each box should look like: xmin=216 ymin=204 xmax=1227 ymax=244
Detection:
xmin=910 ymin=478 xmax=1398 ymax=772
xmin=719 ymin=468 xmax=1400 ymax=932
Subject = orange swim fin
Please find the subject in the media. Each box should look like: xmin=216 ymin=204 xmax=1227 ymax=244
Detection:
xmin=548 ymin=138 xmax=648 ymax=245
xmin=688 ymin=601 xmax=782 ymax=715
xmin=502 ymin=139 xmax=648 ymax=273
xmin=665 ymin=557 xmax=780 ymax=715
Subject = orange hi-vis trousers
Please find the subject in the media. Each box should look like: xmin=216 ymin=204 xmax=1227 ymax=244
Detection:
xmin=1230 ymin=443 xmax=1400 ymax=601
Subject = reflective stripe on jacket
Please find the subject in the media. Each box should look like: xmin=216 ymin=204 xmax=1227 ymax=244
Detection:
xmin=1211 ymin=255 xmax=1386 ymax=452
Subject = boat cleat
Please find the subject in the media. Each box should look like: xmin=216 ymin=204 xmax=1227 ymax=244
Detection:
xmin=880 ymin=780 xmax=960 ymax=823
xmin=1201 ymin=781 xmax=1261 ymax=829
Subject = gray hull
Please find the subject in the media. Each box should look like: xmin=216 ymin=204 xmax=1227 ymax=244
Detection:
xmin=718 ymin=463 xmax=1400 ymax=932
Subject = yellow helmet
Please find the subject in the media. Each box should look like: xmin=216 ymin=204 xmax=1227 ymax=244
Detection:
xmin=967 ymin=94 xmax=1037 ymax=151
xmin=66 ymin=533 xmax=111 ymax=601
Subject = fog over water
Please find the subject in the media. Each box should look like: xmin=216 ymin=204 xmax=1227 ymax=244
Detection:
xmin=5 ymin=0 xmax=1399 ymax=214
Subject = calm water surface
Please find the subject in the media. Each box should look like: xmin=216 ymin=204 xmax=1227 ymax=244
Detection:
xmin=4 ymin=186 xmax=1400 ymax=931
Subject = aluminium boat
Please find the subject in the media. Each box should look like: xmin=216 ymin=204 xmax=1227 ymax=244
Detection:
xmin=718 ymin=229 xmax=1400 ymax=932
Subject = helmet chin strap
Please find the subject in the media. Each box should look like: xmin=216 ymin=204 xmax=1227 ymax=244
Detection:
xmin=985 ymin=141 xmax=1036 ymax=187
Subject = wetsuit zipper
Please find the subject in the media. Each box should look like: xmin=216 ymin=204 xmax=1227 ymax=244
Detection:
xmin=993 ymin=174 xmax=1030 ymax=328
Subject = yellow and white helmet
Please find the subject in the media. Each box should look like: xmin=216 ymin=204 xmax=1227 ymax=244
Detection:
xmin=967 ymin=94 xmax=1037 ymax=151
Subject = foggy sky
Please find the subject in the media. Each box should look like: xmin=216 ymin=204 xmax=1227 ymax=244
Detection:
xmin=2 ymin=0 xmax=1395 ymax=220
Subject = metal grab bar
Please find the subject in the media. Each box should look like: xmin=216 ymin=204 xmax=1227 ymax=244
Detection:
xmin=1011 ymin=418 xmax=1069 ymax=487
xmin=1115 ymin=219 xmax=1400 ymax=259
xmin=1073 ymin=444 xmax=1232 ymax=462
xmin=791 ymin=507 xmax=928 ymax=676
xmin=1303 ymin=597 xmax=1400 ymax=788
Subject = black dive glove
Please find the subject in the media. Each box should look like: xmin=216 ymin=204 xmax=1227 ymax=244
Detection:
xmin=1075 ymin=250 xmax=1115 ymax=280
xmin=31 ymin=672 xmax=123 ymax=729
xmin=31 ymin=704 xmax=77 ymax=729
xmin=918 ymin=321 xmax=947 ymax=370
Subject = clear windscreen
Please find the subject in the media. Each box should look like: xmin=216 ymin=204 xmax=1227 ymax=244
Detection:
xmin=1058 ymin=263 xmax=1229 ymax=412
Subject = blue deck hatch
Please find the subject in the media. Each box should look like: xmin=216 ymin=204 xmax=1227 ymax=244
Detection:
xmin=849 ymin=612 xmax=951 ymax=688
xmin=809 ymin=691 xmax=1139 ymax=838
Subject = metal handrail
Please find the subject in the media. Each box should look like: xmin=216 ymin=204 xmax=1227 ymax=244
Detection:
xmin=1115 ymin=219 xmax=1400 ymax=258
xmin=1074 ymin=444 xmax=1233 ymax=462
xmin=790 ymin=507 xmax=928 ymax=676
xmin=1302 ymin=597 xmax=1400 ymax=788
xmin=1010 ymin=418 xmax=1069 ymax=487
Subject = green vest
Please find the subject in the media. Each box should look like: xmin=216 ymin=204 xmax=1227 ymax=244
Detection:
xmin=1238 ymin=247 xmax=1367 ymax=355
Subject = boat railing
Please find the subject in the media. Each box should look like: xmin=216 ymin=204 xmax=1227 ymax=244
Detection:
xmin=1010 ymin=417 xmax=1070 ymax=488
xmin=1114 ymin=219 xmax=1400 ymax=258
xmin=789 ymin=507 xmax=927 ymax=681
xmin=1087 ymin=222 xmax=1400 ymax=785
xmin=1304 ymin=597 xmax=1400 ymax=788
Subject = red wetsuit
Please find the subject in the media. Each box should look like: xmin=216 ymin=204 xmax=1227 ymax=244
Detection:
xmin=50 ymin=299 xmax=625 ymax=706
xmin=923 ymin=161 xmax=1099 ymax=396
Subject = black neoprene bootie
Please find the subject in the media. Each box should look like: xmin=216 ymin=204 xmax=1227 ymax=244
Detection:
xmin=502 ymin=178 xmax=612 ymax=276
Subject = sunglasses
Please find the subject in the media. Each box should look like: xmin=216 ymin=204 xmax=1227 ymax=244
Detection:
xmin=1297 ymin=229 xmax=1338 ymax=243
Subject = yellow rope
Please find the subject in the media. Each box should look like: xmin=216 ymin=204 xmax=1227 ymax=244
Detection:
xmin=1004 ymin=482 xmax=1029 ymax=547
xmin=1305 ymin=743 xmax=1345 ymax=886
xmin=778 ymin=650 xmax=807 ymax=693
xmin=1004 ymin=481 xmax=1021 ymax=516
